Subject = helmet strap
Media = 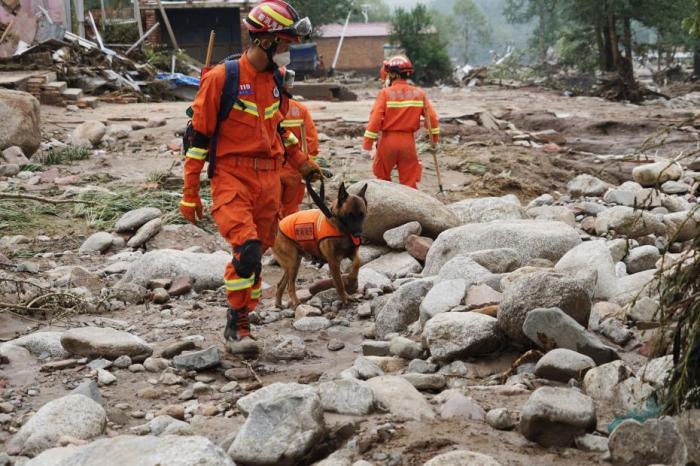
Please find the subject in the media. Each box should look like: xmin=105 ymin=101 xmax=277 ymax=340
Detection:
xmin=252 ymin=35 xmax=280 ymax=72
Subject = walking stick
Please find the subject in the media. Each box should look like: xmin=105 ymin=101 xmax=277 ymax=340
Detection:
xmin=423 ymin=98 xmax=443 ymax=194
xmin=205 ymin=30 xmax=215 ymax=68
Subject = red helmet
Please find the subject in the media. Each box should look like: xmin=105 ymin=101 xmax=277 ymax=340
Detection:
xmin=244 ymin=1 xmax=312 ymax=43
xmin=386 ymin=55 xmax=413 ymax=75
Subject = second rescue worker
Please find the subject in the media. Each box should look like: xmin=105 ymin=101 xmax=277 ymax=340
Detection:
xmin=180 ymin=0 xmax=322 ymax=355
xmin=363 ymin=56 xmax=440 ymax=189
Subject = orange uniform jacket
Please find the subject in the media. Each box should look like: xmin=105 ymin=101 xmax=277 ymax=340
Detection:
xmin=184 ymin=54 xmax=307 ymax=208
xmin=281 ymin=99 xmax=319 ymax=160
xmin=279 ymin=209 xmax=359 ymax=258
xmin=362 ymin=79 xmax=440 ymax=150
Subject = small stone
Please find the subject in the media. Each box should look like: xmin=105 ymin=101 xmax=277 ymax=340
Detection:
xmin=225 ymin=368 xmax=252 ymax=381
xmin=293 ymin=316 xmax=331 ymax=332
xmin=486 ymin=408 xmax=514 ymax=430
xmin=265 ymin=334 xmax=306 ymax=361
xmin=327 ymin=339 xmax=345 ymax=351
xmin=143 ymin=357 xmax=170 ymax=372
xmin=383 ymin=221 xmax=422 ymax=249
xmin=137 ymin=387 xmax=160 ymax=400
xmin=168 ymin=276 xmax=193 ymax=296
xmin=534 ymin=348 xmax=596 ymax=382
xmin=165 ymin=404 xmax=185 ymax=420
xmin=439 ymin=393 xmax=485 ymax=420
xmin=294 ymin=304 xmax=322 ymax=320
xmin=402 ymin=373 xmax=446 ymax=391
xmin=362 ymin=340 xmax=391 ymax=357
xmin=79 ymin=232 xmax=114 ymax=254
xmin=151 ymin=288 xmax=170 ymax=304
xmin=354 ymin=356 xmax=385 ymax=380
xmin=128 ymin=364 xmax=145 ymax=373
xmin=173 ymin=346 xmax=220 ymax=371
xmin=575 ymin=433 xmax=609 ymax=453
xmin=97 ymin=369 xmax=116 ymax=386
xmin=220 ymin=381 xmax=239 ymax=393
xmin=112 ymin=355 xmax=132 ymax=369
xmin=407 ymin=359 xmax=437 ymax=374
xmin=201 ymin=404 xmax=220 ymax=416
xmin=160 ymin=341 xmax=197 ymax=359
xmin=405 ymin=234 xmax=433 ymax=262
xmin=389 ymin=336 xmax=423 ymax=360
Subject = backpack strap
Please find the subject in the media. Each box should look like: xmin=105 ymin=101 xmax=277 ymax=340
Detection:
xmin=208 ymin=59 xmax=240 ymax=179
xmin=274 ymin=67 xmax=293 ymax=165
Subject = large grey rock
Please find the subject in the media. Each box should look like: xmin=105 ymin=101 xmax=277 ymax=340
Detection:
xmin=1 ymin=146 xmax=29 ymax=165
xmin=624 ymin=246 xmax=660 ymax=274
xmin=0 ymin=89 xmax=41 ymax=156
xmin=583 ymin=360 xmax=634 ymax=401
xmin=347 ymin=179 xmax=459 ymax=243
xmin=126 ymin=218 xmax=162 ymax=248
xmin=363 ymin=252 xmax=422 ymax=279
xmin=663 ymin=210 xmax=700 ymax=241
xmin=419 ymin=279 xmax=467 ymax=324
xmin=498 ymin=272 xmax=592 ymax=346
xmin=554 ymin=240 xmax=619 ymax=300
xmin=61 ymin=327 xmax=152 ymax=360
xmin=436 ymin=255 xmax=493 ymax=284
xmin=388 ymin=336 xmax=423 ymax=360
xmin=449 ymin=197 xmax=527 ymax=224
xmin=402 ymin=373 xmax=446 ymax=391
xmin=265 ymin=334 xmax=307 ymax=361
xmin=464 ymin=248 xmax=521 ymax=273
xmin=422 ymin=312 xmax=503 ymax=363
xmin=114 ymin=207 xmax=162 ymax=233
xmin=26 ymin=435 xmax=234 ymax=466
xmin=523 ymin=308 xmax=619 ymax=365
xmin=173 ymin=346 xmax=220 ymax=371
xmin=423 ymin=450 xmax=502 ymax=466
xmin=357 ymin=267 xmax=392 ymax=292
xmin=626 ymin=296 xmax=659 ymax=322
xmin=2 ymin=332 xmax=69 ymax=358
xmin=318 ymin=379 xmax=374 ymax=415
xmin=7 ymin=394 xmax=106 ymax=457
xmin=615 ymin=377 xmax=655 ymax=413
xmin=595 ymin=206 xmax=666 ymax=238
xmin=633 ymin=159 xmax=683 ymax=187
xmin=661 ymin=180 xmax=690 ymax=194
xmin=608 ymin=418 xmax=687 ymax=466
xmin=365 ymin=376 xmax=434 ymax=420
xmin=519 ymin=387 xmax=596 ymax=447
xmin=375 ymin=278 xmax=434 ymax=338
xmin=567 ymin=174 xmax=611 ymax=197
xmin=676 ymin=410 xmax=700 ymax=465
xmin=79 ymin=232 xmax=114 ymax=254
xmin=70 ymin=121 xmax=106 ymax=148
xmin=118 ymin=249 xmax=230 ymax=291
xmin=383 ymin=221 xmax=422 ymax=249
xmin=534 ymin=348 xmax=596 ymax=382
xmin=229 ymin=393 xmax=325 ymax=466
xmin=236 ymin=382 xmax=318 ymax=416
xmin=527 ymin=206 xmax=576 ymax=227
xmin=424 ymin=220 xmax=581 ymax=275
xmin=353 ymin=356 xmax=384 ymax=380
xmin=640 ymin=355 xmax=673 ymax=388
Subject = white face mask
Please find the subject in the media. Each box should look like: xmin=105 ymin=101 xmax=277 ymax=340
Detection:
xmin=273 ymin=51 xmax=291 ymax=67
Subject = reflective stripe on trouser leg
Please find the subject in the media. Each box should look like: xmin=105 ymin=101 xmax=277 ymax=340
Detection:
xmin=248 ymin=278 xmax=262 ymax=312
xmin=224 ymin=261 xmax=254 ymax=309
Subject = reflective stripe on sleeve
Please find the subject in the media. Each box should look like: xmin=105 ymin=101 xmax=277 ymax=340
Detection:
xmin=430 ymin=128 xmax=440 ymax=135
xmin=281 ymin=119 xmax=304 ymax=128
xmin=186 ymin=147 xmax=208 ymax=160
xmin=225 ymin=276 xmax=256 ymax=291
xmin=284 ymin=132 xmax=299 ymax=147
xmin=364 ymin=130 xmax=378 ymax=139
xmin=386 ymin=100 xmax=425 ymax=108
xmin=233 ymin=99 xmax=259 ymax=117
xmin=180 ymin=200 xmax=197 ymax=208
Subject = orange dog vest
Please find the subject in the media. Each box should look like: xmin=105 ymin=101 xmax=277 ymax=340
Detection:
xmin=279 ymin=209 xmax=360 ymax=258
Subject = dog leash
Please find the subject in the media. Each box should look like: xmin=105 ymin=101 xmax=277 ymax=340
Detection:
xmin=305 ymin=173 xmax=334 ymax=220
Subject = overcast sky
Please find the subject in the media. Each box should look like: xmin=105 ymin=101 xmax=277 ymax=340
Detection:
xmin=382 ymin=0 xmax=431 ymax=9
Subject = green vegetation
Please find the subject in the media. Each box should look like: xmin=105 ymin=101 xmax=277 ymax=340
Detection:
xmin=36 ymin=147 xmax=91 ymax=166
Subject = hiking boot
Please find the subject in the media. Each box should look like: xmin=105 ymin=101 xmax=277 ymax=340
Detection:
xmin=224 ymin=308 xmax=260 ymax=356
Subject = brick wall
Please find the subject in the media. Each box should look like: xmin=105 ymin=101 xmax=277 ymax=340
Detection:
xmin=315 ymin=36 xmax=387 ymax=74
xmin=142 ymin=3 xmax=161 ymax=46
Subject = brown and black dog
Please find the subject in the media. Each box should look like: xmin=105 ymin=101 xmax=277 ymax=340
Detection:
xmin=273 ymin=182 xmax=368 ymax=308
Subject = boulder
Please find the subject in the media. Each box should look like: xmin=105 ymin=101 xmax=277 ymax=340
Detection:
xmin=567 ymin=174 xmax=611 ymax=197
xmin=405 ymin=235 xmax=433 ymax=262
xmin=449 ymin=197 xmax=527 ymax=224
xmin=60 ymin=327 xmax=153 ymax=360
xmin=663 ymin=210 xmax=700 ymax=241
xmin=126 ymin=218 xmax=162 ymax=248
xmin=27 ymin=435 xmax=235 ymax=466
xmin=388 ymin=336 xmax=423 ymax=360
xmin=422 ymin=312 xmax=503 ymax=362
xmin=79 ymin=232 xmax=114 ymax=254
xmin=357 ymin=267 xmax=392 ymax=292
xmin=402 ymin=373 xmax=447 ymax=391
xmin=7 ymin=394 xmax=106 ymax=457
xmin=365 ymin=376 xmax=435 ymax=420
xmin=527 ymin=206 xmax=576 ymax=227
xmin=229 ymin=393 xmax=325 ymax=466
xmin=424 ymin=220 xmax=581 ymax=275
xmin=464 ymin=248 xmax=521 ymax=273
xmin=436 ymin=255 xmax=494 ymax=284
xmin=423 ymin=450 xmax=502 ymax=466
xmin=318 ymin=379 xmax=374 ymax=415
xmin=595 ymin=206 xmax=666 ymax=238
xmin=519 ymin=387 xmax=596 ymax=447
xmin=498 ymin=272 xmax=592 ymax=346
xmin=534 ymin=348 xmax=596 ymax=382
xmin=464 ymin=284 xmax=502 ymax=310
xmin=486 ymin=408 xmax=515 ymax=430
xmin=70 ymin=121 xmax=106 ymax=148
xmin=347 ymin=179 xmax=459 ymax=243
xmin=236 ymin=383 xmax=318 ymax=416
xmin=114 ymin=207 xmax=162 ymax=232
xmin=419 ymin=279 xmax=467 ymax=324
xmin=1 ymin=146 xmax=30 ymax=166
xmin=608 ymin=418 xmax=687 ymax=466
xmin=523 ymin=308 xmax=619 ymax=365
xmin=2 ymin=331 xmax=69 ymax=358
xmin=117 ymin=249 xmax=230 ymax=291
xmin=554 ymin=240 xmax=619 ymax=300
xmin=0 ymin=89 xmax=41 ymax=156
xmin=624 ymin=246 xmax=660 ymax=274
xmin=265 ymin=334 xmax=306 ymax=361
xmin=383 ymin=221 xmax=422 ymax=249
xmin=353 ymin=356 xmax=385 ymax=380
xmin=438 ymin=393 xmax=485 ymax=420
xmin=640 ymin=355 xmax=673 ymax=388
xmin=633 ymin=159 xmax=683 ymax=187
xmin=661 ymin=180 xmax=690 ymax=194
xmin=362 ymin=252 xmax=422 ymax=279
xmin=173 ymin=346 xmax=220 ymax=371
xmin=583 ymin=360 xmax=634 ymax=401
xmin=375 ymin=278 xmax=433 ymax=338
xmin=615 ymin=377 xmax=655 ymax=413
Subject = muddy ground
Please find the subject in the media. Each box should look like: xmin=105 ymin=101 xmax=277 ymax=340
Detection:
xmin=1 ymin=84 xmax=697 ymax=464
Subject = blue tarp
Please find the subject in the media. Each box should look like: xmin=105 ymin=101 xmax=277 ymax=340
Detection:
xmin=156 ymin=73 xmax=201 ymax=88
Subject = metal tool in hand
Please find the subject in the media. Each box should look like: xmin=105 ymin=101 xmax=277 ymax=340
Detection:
xmin=423 ymin=97 xmax=444 ymax=194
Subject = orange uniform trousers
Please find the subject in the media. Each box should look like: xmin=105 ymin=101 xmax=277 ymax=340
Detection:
xmin=210 ymin=161 xmax=281 ymax=312
xmin=279 ymin=165 xmax=306 ymax=218
xmin=373 ymin=130 xmax=422 ymax=189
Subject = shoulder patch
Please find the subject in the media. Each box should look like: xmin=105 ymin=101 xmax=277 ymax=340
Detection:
xmin=239 ymin=83 xmax=253 ymax=96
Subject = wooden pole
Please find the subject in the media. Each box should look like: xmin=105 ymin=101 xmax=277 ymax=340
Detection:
xmin=423 ymin=98 xmax=443 ymax=193
xmin=205 ymin=30 xmax=216 ymax=67
xmin=155 ymin=0 xmax=178 ymax=50
xmin=133 ymin=0 xmax=144 ymax=38
xmin=125 ymin=21 xmax=160 ymax=55
xmin=99 ymin=0 xmax=106 ymax=31
xmin=0 ymin=18 xmax=15 ymax=44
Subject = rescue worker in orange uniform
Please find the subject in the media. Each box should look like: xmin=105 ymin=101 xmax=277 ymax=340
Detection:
xmin=362 ymin=56 xmax=440 ymax=189
xmin=180 ymin=0 xmax=322 ymax=355
xmin=279 ymin=97 xmax=319 ymax=217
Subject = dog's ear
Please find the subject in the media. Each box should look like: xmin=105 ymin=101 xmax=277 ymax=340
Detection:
xmin=358 ymin=184 xmax=368 ymax=203
xmin=337 ymin=182 xmax=349 ymax=206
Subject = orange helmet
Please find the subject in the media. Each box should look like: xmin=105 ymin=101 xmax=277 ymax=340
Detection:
xmin=244 ymin=1 xmax=312 ymax=43
xmin=386 ymin=55 xmax=413 ymax=75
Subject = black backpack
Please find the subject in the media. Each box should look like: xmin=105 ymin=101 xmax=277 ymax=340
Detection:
xmin=183 ymin=59 xmax=289 ymax=179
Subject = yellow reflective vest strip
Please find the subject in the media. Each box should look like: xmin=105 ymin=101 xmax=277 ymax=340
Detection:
xmin=386 ymin=100 xmax=425 ymax=108
xmin=264 ymin=101 xmax=280 ymax=119
xmin=281 ymin=119 xmax=304 ymax=128
xmin=225 ymin=276 xmax=256 ymax=291
xmin=250 ymin=287 xmax=262 ymax=299
xmin=186 ymin=147 xmax=208 ymax=160
xmin=430 ymin=128 xmax=440 ymax=135
xmin=364 ymin=130 xmax=378 ymax=139
xmin=283 ymin=132 xmax=299 ymax=147
xmin=233 ymin=99 xmax=259 ymax=117
xmin=180 ymin=200 xmax=197 ymax=207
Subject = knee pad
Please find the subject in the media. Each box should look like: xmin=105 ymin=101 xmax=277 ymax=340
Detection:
xmin=232 ymin=240 xmax=262 ymax=279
